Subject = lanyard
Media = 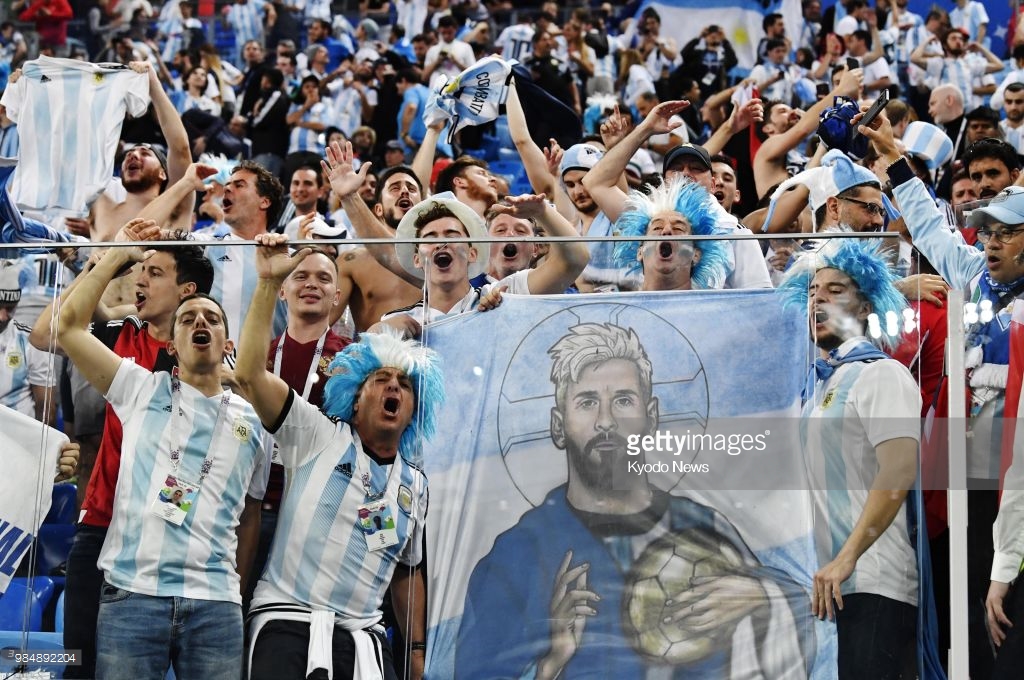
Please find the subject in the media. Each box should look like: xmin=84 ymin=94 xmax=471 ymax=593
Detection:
xmin=273 ymin=329 xmax=328 ymax=401
xmin=354 ymin=433 xmax=396 ymax=502
xmin=168 ymin=369 xmax=232 ymax=486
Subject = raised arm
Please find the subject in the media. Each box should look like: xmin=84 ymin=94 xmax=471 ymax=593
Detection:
xmin=411 ymin=119 xmax=443 ymax=196
xmin=703 ymin=97 xmax=763 ymax=158
xmin=506 ymin=79 xmax=556 ymax=198
xmin=56 ymin=220 xmax=160 ymax=395
xmin=233 ymin=233 xmax=311 ymax=427
xmin=754 ymin=67 xmax=862 ymax=196
xmin=582 ymin=100 xmax=690 ymax=223
xmin=323 ymin=141 xmax=423 ymax=286
xmin=137 ymin=162 xmax=217 ymax=229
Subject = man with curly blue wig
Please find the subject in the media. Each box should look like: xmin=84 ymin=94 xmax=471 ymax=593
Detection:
xmin=611 ymin=177 xmax=731 ymax=290
xmin=235 ymin=233 xmax=445 ymax=680
xmin=778 ymin=238 xmax=922 ymax=680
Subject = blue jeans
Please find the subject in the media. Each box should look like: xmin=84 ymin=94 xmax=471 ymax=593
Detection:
xmin=96 ymin=582 xmax=243 ymax=680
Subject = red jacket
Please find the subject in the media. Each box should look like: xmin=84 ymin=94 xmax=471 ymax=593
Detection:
xmin=19 ymin=0 xmax=73 ymax=47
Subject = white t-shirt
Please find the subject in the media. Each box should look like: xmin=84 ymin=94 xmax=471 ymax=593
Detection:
xmin=382 ymin=269 xmax=531 ymax=326
xmin=425 ymin=39 xmax=476 ymax=90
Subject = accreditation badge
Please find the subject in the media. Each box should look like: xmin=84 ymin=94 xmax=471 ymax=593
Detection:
xmin=357 ymin=499 xmax=399 ymax=551
xmin=149 ymin=472 xmax=200 ymax=526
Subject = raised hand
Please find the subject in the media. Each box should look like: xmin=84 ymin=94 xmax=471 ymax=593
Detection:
xmin=599 ymin=104 xmax=635 ymax=150
xmin=638 ymin=100 xmax=689 ymax=137
xmin=544 ymin=138 xmax=564 ymax=179
xmin=322 ymin=141 xmax=372 ymax=201
xmin=537 ymin=550 xmax=600 ymax=680
xmin=493 ymin=194 xmax=548 ymax=220
xmin=253 ymin=232 xmax=311 ymax=282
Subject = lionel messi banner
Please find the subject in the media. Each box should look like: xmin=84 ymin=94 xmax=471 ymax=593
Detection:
xmin=419 ymin=290 xmax=841 ymax=678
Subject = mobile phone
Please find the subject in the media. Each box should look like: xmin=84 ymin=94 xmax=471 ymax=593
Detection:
xmin=853 ymin=88 xmax=890 ymax=138
xmin=845 ymin=57 xmax=860 ymax=71
xmin=816 ymin=82 xmax=830 ymax=97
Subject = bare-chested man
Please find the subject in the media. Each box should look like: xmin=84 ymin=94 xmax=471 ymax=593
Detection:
xmin=332 ymin=164 xmax=423 ymax=333
xmin=87 ymin=62 xmax=193 ymax=308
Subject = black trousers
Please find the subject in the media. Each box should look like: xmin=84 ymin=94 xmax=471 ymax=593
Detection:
xmin=250 ymin=619 xmax=399 ymax=680
xmin=836 ymin=593 xmax=916 ymax=680
xmin=992 ymin=579 xmax=1024 ymax=679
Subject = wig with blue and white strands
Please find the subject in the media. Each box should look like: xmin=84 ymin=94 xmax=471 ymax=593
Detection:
xmin=612 ymin=178 xmax=730 ymax=289
xmin=776 ymin=237 xmax=908 ymax=348
xmin=321 ymin=328 xmax=446 ymax=458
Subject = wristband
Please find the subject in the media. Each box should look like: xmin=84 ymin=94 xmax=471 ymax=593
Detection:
xmin=410 ymin=641 xmax=427 ymax=652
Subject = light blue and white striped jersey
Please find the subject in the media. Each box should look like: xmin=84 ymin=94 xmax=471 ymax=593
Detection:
xmin=329 ymin=86 xmax=363 ymax=138
xmin=801 ymin=341 xmax=920 ymax=605
xmin=225 ymin=0 xmax=265 ymax=47
xmin=302 ymin=0 xmax=331 ymax=23
xmin=200 ymin=233 xmax=289 ymax=345
xmin=884 ymin=10 xmax=923 ymax=65
xmin=99 ymin=360 xmax=272 ymax=603
xmin=924 ymin=54 xmax=992 ymax=111
xmin=0 ymin=57 xmax=150 ymax=217
xmin=495 ymin=24 xmax=535 ymax=63
xmin=250 ymin=394 xmax=427 ymax=626
xmin=1002 ymin=120 xmax=1024 ymax=156
xmin=287 ymin=101 xmax=329 ymax=154
xmin=396 ymin=0 xmax=429 ymax=39
xmin=0 ymin=320 xmax=56 ymax=417
xmin=0 ymin=123 xmax=19 ymax=164
xmin=950 ymin=1 xmax=990 ymax=49
xmin=578 ymin=212 xmax=643 ymax=292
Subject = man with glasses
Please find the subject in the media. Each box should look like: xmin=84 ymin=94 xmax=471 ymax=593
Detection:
xmin=862 ymin=111 xmax=1024 ymax=679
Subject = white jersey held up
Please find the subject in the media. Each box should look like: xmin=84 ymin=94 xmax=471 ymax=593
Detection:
xmin=1 ymin=57 xmax=150 ymax=216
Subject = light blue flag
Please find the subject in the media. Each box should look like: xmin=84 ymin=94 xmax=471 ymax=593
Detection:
xmin=420 ymin=290 xmax=839 ymax=679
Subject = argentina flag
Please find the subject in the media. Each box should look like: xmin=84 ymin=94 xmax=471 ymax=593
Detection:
xmin=635 ymin=0 xmax=769 ymax=69
xmin=419 ymin=290 xmax=839 ymax=679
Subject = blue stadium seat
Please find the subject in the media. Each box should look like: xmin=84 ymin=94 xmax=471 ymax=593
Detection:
xmin=0 ymin=577 xmax=55 ymax=631
xmin=488 ymin=160 xmax=525 ymax=182
xmin=496 ymin=147 xmax=521 ymax=163
xmin=55 ymin=590 xmax=64 ymax=633
xmin=36 ymin=525 xmax=75 ymax=577
xmin=44 ymin=483 xmax=77 ymax=525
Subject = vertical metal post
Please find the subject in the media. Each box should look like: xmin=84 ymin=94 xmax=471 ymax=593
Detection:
xmin=946 ymin=289 xmax=969 ymax=678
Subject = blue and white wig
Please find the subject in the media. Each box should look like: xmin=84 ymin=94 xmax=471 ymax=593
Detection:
xmin=612 ymin=178 xmax=730 ymax=289
xmin=321 ymin=329 xmax=446 ymax=458
xmin=776 ymin=238 xmax=908 ymax=348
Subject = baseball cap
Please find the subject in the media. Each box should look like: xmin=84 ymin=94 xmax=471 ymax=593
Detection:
xmin=559 ymin=144 xmax=603 ymax=178
xmin=359 ymin=18 xmax=380 ymax=40
xmin=385 ymin=140 xmax=404 ymax=151
xmin=662 ymin=143 xmax=712 ymax=175
xmin=967 ymin=187 xmax=1024 ymax=228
